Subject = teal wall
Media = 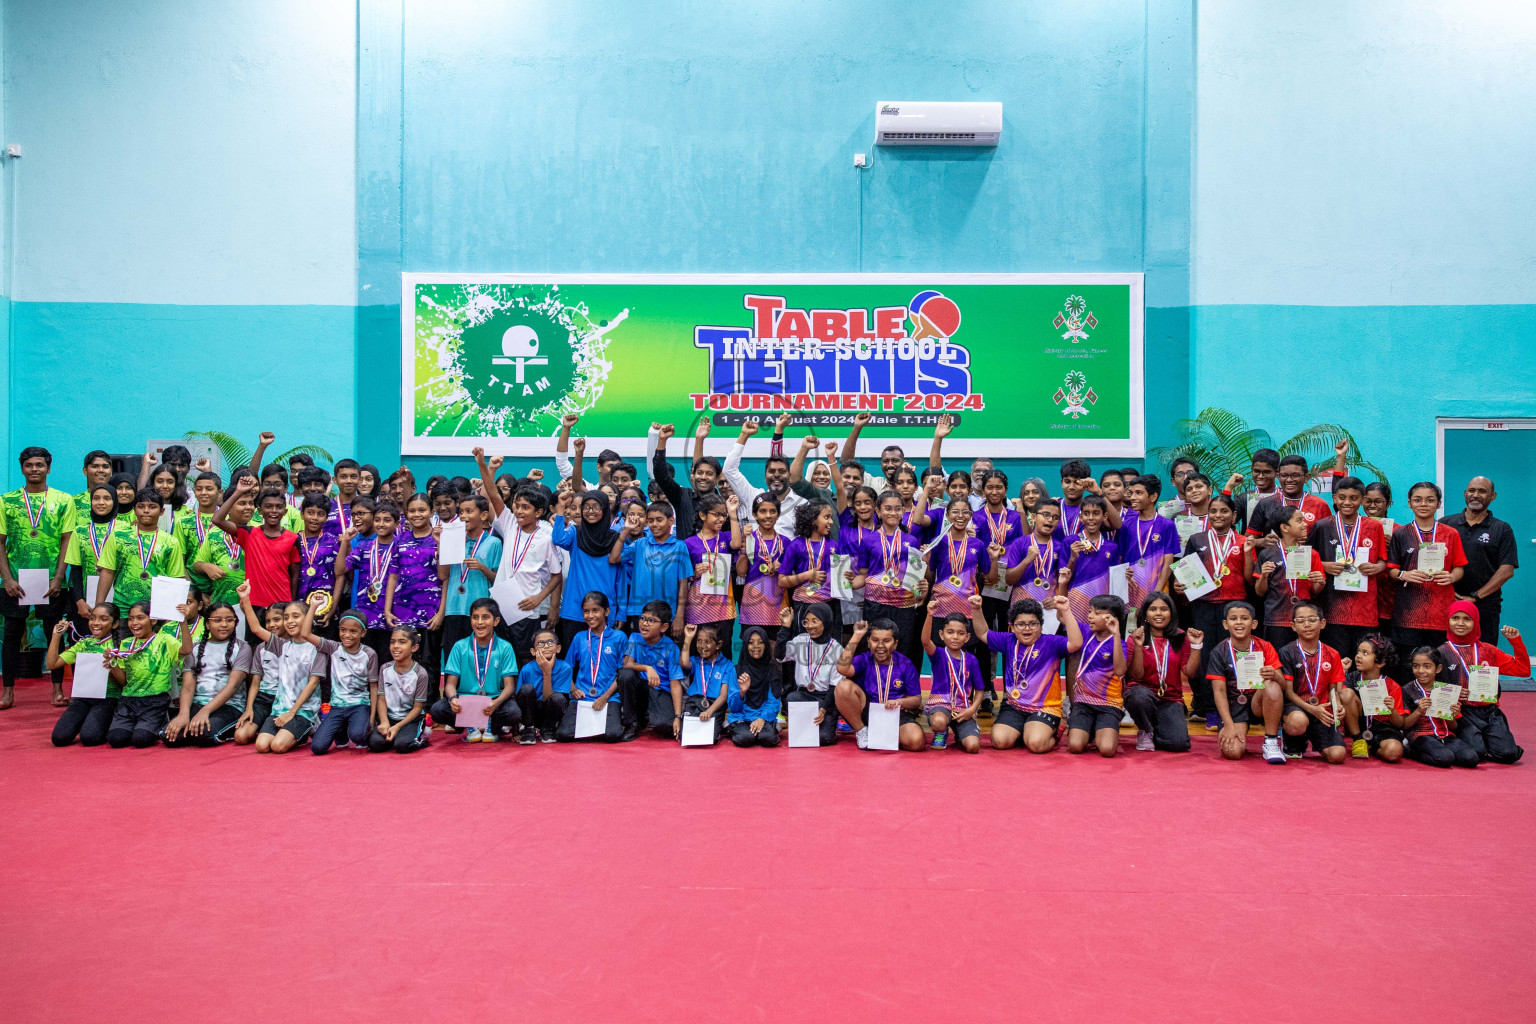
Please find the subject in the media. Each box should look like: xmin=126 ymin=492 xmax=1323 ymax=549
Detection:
xmin=3 ymin=0 xmax=1533 ymax=516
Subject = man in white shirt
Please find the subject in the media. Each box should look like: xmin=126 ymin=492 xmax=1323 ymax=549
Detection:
xmin=722 ymin=416 xmax=803 ymax=537
xmin=473 ymin=448 xmax=563 ymax=667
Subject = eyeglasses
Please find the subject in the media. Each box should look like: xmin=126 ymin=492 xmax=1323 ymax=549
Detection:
xmin=534 ymin=638 xmax=557 ymax=648
xmin=638 ymin=615 xmax=662 ymax=624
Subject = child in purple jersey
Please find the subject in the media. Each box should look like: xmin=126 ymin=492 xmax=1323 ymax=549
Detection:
xmin=1066 ymin=594 xmax=1129 ymax=758
xmin=384 ymin=495 xmax=446 ymax=685
xmin=971 ymin=593 xmax=1083 ymax=753
xmin=294 ymin=494 xmax=341 ymax=619
xmin=1114 ymin=475 xmax=1180 ymax=609
xmin=920 ymin=602 xmax=984 ymax=753
xmin=683 ymin=494 xmax=742 ymax=657
xmin=859 ymin=492 xmax=929 ymax=669
xmin=738 ymin=495 xmax=787 ymax=629
xmin=836 ymin=485 xmax=880 ymax=631
xmin=928 ymin=496 xmax=991 ymax=672
xmin=894 ymin=466 xmax=936 ymax=541
xmin=1061 ymin=495 xmax=1122 ymax=621
xmin=971 ymin=470 xmax=1023 ymax=549
xmin=834 ymin=617 xmax=924 ymax=750
xmin=1000 ymin=498 xmax=1069 ymax=608
xmin=778 ymin=500 xmax=842 ymax=635
xmin=339 ymin=500 xmax=400 ymax=664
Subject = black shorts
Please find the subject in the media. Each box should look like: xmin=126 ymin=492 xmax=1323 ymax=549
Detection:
xmin=248 ymin=691 xmax=275 ymax=727
xmin=1283 ymin=704 xmax=1343 ymax=752
xmin=260 ymin=712 xmax=317 ymax=743
xmin=1068 ymin=702 xmax=1124 ymax=735
xmin=925 ymin=705 xmax=980 ymax=742
xmin=995 ymin=705 xmax=1060 ymax=733
xmin=850 ymin=687 xmax=918 ymax=725
xmin=110 ymin=694 xmax=170 ymax=737
xmin=1224 ymin=684 xmax=1262 ymax=723
xmin=1365 ymin=724 xmax=1404 ymax=754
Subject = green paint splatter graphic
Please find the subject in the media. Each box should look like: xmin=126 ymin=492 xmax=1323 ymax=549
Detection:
xmin=412 ymin=283 xmax=622 ymax=438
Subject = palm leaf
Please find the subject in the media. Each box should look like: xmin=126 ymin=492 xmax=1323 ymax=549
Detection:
xmin=274 ymin=444 xmax=335 ymax=466
xmin=182 ymin=430 xmax=251 ymax=470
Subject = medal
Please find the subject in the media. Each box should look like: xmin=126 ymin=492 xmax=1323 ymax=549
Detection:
xmin=1362 ymin=728 xmax=1373 ymax=741
xmin=301 ymin=533 xmax=323 ymax=579
xmin=134 ymin=529 xmax=158 ymax=578
xmin=949 ymin=575 xmax=963 ymax=588
xmin=221 ymin=531 xmax=243 ymax=570
xmin=1028 ymin=535 xmax=1055 ymax=591
xmin=1008 ymin=639 xmax=1039 ymax=707
xmin=306 ymin=567 xmax=317 ymax=577
xmin=21 ymin=489 xmax=45 ymax=538
xmin=367 ymin=537 xmax=396 ymax=602
xmin=459 ymin=529 xmax=489 ymax=594
xmin=944 ymin=531 xmax=969 ymax=593
xmin=1207 ymin=528 xmax=1235 ymax=581
xmin=878 ymin=528 xmax=905 ymax=589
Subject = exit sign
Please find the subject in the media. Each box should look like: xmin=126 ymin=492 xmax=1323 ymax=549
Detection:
xmin=1484 ymin=422 xmax=1509 ymax=431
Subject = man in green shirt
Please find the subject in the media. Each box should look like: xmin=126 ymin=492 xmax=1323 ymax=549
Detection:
xmin=1 ymin=447 xmax=77 ymax=709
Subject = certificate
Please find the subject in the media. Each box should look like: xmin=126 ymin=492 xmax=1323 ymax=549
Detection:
xmin=490 ymin=578 xmax=536 ymax=623
xmin=16 ymin=568 xmax=50 ymax=605
xmin=1429 ymin=683 xmax=1459 ymax=720
xmin=574 ymin=699 xmax=607 ymax=738
xmin=1333 ymin=561 xmax=1368 ymax=593
xmin=86 ymin=573 xmax=114 ymax=605
xmin=149 ymin=575 xmax=190 ymax=620
xmin=787 ymin=700 xmax=820 ymax=747
xmin=70 ymin=652 xmax=110 ymax=700
xmin=1108 ymin=565 xmax=1130 ymax=601
xmin=1284 ymin=545 xmax=1313 ymax=580
xmin=1357 ymin=679 xmax=1391 ymax=716
xmin=866 ymin=703 xmax=899 ymax=750
xmin=980 ymin=558 xmax=1009 ymax=601
xmin=453 ymin=694 xmax=493 ymax=728
xmin=1417 ymin=542 xmax=1446 ymax=575
xmin=437 ymin=520 xmax=467 ymax=565
xmin=828 ymin=553 xmax=858 ymax=602
xmin=900 ymin=553 xmax=927 ymax=593
xmin=680 ymin=715 xmax=716 ymax=746
xmin=1173 ymin=515 xmax=1203 ymax=547
xmin=1170 ymin=553 xmax=1217 ymax=601
xmin=1234 ymin=650 xmax=1264 ymax=690
xmin=697 ymin=552 xmax=732 ymax=596
xmin=1467 ymin=665 xmax=1500 ymax=704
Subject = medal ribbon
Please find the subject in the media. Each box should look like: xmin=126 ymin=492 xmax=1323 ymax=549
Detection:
xmin=472 ymin=638 xmax=492 ymax=689
xmin=135 ymin=530 xmax=158 ymax=572
xmin=21 ymin=490 xmax=45 ymax=531
xmin=1207 ymin=528 xmax=1234 ymax=577
xmin=586 ymin=629 xmax=604 ymax=690
xmin=1029 ymin=536 xmax=1055 ymax=585
xmin=459 ymin=529 xmax=488 ymax=588
xmin=944 ymin=650 xmax=969 ymax=707
xmin=1299 ymin=644 xmax=1323 ymax=699
xmin=986 ymin=506 xmax=1010 ymax=545
xmin=1134 ymin=515 xmax=1155 ymax=559
xmin=222 ymin=531 xmax=243 ymax=569
xmin=875 ymin=659 xmax=894 ymax=703
xmin=1448 ymin=641 xmax=1480 ymax=696
xmin=507 ymin=527 xmax=537 ymax=573
xmin=88 ymin=523 xmax=110 ymax=562
xmin=1334 ymin=513 xmax=1361 ymax=562
xmin=1149 ymin=636 xmax=1170 ymax=688
xmin=1010 ymin=639 xmax=1039 ymax=700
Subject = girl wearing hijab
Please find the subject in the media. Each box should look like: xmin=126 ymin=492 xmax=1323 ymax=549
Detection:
xmin=1438 ymin=599 xmax=1527 ymax=764
xmin=729 ymin=626 xmax=781 ymax=746
xmin=66 ymin=485 xmax=121 ymax=633
xmin=550 ymin=490 xmax=621 ymax=652
xmin=108 ymin=472 xmax=139 ymax=528
xmin=777 ymin=602 xmax=844 ymax=746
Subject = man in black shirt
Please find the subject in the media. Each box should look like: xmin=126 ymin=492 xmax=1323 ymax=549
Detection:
xmin=1444 ymin=476 xmax=1518 ymax=642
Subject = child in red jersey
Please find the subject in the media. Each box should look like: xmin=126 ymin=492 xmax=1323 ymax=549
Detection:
xmin=1205 ymin=601 xmax=1287 ymax=764
xmin=1342 ymin=633 xmax=1407 ymax=763
xmin=1253 ymin=506 xmax=1326 ymax=649
xmin=1276 ymin=601 xmax=1348 ymax=763
xmin=1386 ymin=482 xmax=1466 ymax=674
xmin=1438 ymin=600 xmax=1526 ymax=764
xmin=1401 ymin=647 xmax=1477 ymax=768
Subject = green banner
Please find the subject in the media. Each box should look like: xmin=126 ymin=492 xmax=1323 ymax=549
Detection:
xmin=402 ymin=274 xmax=1143 ymax=458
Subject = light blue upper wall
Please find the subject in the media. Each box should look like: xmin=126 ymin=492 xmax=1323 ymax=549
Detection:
xmin=5 ymin=0 xmax=357 ymax=305
xmin=1193 ymin=1 xmax=1536 ymax=307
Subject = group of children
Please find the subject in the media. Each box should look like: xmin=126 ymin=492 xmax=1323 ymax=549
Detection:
xmin=1 ymin=413 xmax=1525 ymax=766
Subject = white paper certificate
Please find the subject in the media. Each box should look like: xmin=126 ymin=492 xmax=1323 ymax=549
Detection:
xmin=453 ymin=694 xmax=492 ymax=728
xmin=697 ymin=552 xmax=732 ymax=596
xmin=490 ymin=578 xmax=535 ymax=623
xmin=981 ymin=559 xmax=1009 ymax=600
xmin=1334 ymin=550 xmax=1369 ymax=592
xmin=86 ymin=573 xmax=114 ymax=605
xmin=70 ymin=652 xmax=110 ymax=699
xmin=1429 ymin=683 xmax=1459 ymax=719
xmin=680 ymin=715 xmax=716 ymax=746
xmin=437 ymin=520 xmax=467 ymax=565
xmin=149 ymin=575 xmax=190 ymax=620
xmin=1417 ymin=542 xmax=1446 ymax=575
xmin=16 ymin=568 xmax=50 ymax=605
xmin=1174 ymin=515 xmax=1203 ymax=548
xmin=1108 ymin=565 xmax=1130 ymax=602
xmin=574 ymin=699 xmax=606 ymax=738
xmin=1467 ymin=665 xmax=1500 ymax=704
xmin=1170 ymin=553 xmax=1217 ymax=601
xmin=866 ymin=703 xmax=900 ymax=750
xmin=1234 ymin=650 xmax=1264 ymax=690
xmin=900 ymin=553 xmax=927 ymax=593
xmin=1358 ymin=679 xmax=1391 ymax=716
xmin=828 ymin=553 xmax=858 ymax=602
xmin=1284 ymin=546 xmax=1313 ymax=580
xmin=787 ymin=700 xmax=820 ymax=747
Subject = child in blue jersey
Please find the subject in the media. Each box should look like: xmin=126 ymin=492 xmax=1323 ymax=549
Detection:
xmin=438 ymin=495 xmax=501 ymax=678
xmin=431 ymin=597 xmax=520 ymax=743
xmin=728 ymin=626 xmax=782 ymax=747
xmin=678 ymin=622 xmax=732 ymax=743
xmin=515 ymin=626 xmax=573 ymax=744
xmin=619 ymin=599 xmax=686 ymax=740
xmin=550 ymin=489 xmax=620 ymax=652
xmin=610 ymin=502 xmax=690 ymax=637
xmin=558 ymin=592 xmax=626 ymax=742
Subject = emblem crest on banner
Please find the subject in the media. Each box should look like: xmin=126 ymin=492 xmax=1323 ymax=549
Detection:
xmin=1053 ymin=295 xmax=1096 ymax=343
xmin=1053 ymin=371 xmax=1097 ymax=419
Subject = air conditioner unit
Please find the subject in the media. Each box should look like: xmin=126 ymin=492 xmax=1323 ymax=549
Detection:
xmin=875 ymin=101 xmax=1002 ymax=146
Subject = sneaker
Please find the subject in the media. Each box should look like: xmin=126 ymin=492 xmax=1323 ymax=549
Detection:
xmin=480 ymin=730 xmax=499 ymax=744
xmin=1262 ymin=736 xmax=1286 ymax=764
xmin=1135 ymin=730 xmax=1155 ymax=752
xmin=980 ymin=695 xmax=995 ymax=716
xmin=539 ymin=729 xmax=557 ymax=744
xmin=1352 ymin=737 xmax=1369 ymax=759
xmin=1205 ymin=711 xmax=1221 ymax=732
xmin=855 ymin=727 xmax=869 ymax=749
xmin=930 ymin=731 xmax=947 ymax=750
xmin=462 ymin=728 xmax=482 ymax=743
xmin=837 ymin=719 xmax=852 ymax=733
xmin=517 ymin=727 xmax=537 ymax=745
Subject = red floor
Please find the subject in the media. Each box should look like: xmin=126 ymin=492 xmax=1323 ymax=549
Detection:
xmin=4 ymin=680 xmax=1534 ymax=1024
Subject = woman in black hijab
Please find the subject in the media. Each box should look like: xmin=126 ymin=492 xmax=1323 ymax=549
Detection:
xmin=107 ymin=473 xmax=138 ymax=519
xmin=728 ymin=626 xmax=781 ymax=747
xmin=553 ymin=489 xmax=620 ymax=652
xmin=778 ymin=602 xmax=844 ymax=746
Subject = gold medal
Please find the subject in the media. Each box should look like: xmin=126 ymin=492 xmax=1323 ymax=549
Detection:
xmin=1033 ymin=577 xmax=1045 ymax=587
xmin=949 ymin=574 xmax=962 ymax=588
xmin=306 ymin=567 xmax=316 ymax=577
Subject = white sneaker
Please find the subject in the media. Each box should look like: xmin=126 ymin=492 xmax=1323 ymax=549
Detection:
xmin=1262 ymin=736 xmax=1286 ymax=764
xmin=463 ymin=728 xmax=482 ymax=743
xmin=1135 ymin=730 xmax=1155 ymax=752
xmin=855 ymin=727 xmax=869 ymax=749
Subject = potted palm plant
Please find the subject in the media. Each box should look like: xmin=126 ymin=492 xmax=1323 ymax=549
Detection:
xmin=1147 ymin=408 xmax=1387 ymax=488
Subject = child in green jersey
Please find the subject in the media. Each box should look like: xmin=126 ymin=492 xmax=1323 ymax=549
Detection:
xmin=95 ymin=489 xmax=185 ymax=618
xmin=105 ymin=599 xmax=196 ymax=748
xmin=47 ymin=603 xmax=121 ymax=746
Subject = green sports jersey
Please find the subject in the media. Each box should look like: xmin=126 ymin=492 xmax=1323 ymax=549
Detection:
xmin=193 ymin=531 xmax=247 ymax=605
xmin=60 ymin=635 xmax=122 ymax=698
xmin=0 ymin=486 xmax=76 ymax=570
xmin=282 ymin=507 xmax=304 ymax=533
xmin=65 ymin=521 xmax=118 ymax=578
xmin=174 ymin=509 xmax=218 ymax=590
xmin=113 ymin=630 xmax=184 ymax=697
xmin=98 ymin=529 xmax=185 ymax=613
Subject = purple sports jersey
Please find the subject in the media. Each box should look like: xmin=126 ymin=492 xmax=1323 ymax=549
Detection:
xmin=684 ymin=532 xmax=736 ymax=624
xmin=1004 ymin=533 xmax=1069 ymax=606
xmin=739 ymin=530 xmax=787 ymax=626
xmin=928 ymin=648 xmax=983 ymax=710
xmin=928 ymin=531 xmax=989 ymax=617
xmin=388 ymin=530 xmax=441 ymax=627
